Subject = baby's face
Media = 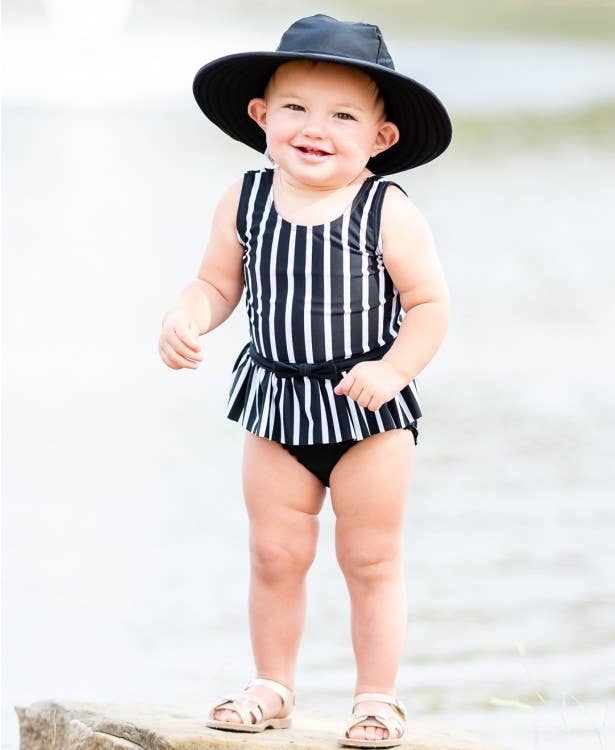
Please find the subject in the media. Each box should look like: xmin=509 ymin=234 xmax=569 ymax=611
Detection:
xmin=248 ymin=60 xmax=399 ymax=186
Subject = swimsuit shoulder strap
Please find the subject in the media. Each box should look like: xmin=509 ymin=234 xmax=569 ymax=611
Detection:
xmin=368 ymin=177 xmax=409 ymax=255
xmin=236 ymin=168 xmax=270 ymax=246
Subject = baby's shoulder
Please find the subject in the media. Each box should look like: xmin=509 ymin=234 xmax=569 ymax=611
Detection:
xmin=209 ymin=174 xmax=245 ymax=227
xmin=376 ymin=181 xmax=435 ymax=261
xmin=216 ymin=174 xmax=243 ymax=204
xmin=379 ymin=179 xmax=431 ymax=236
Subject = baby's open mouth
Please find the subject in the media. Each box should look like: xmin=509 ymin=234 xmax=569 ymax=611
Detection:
xmin=295 ymin=145 xmax=331 ymax=157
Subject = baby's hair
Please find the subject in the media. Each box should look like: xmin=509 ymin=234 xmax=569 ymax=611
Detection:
xmin=263 ymin=60 xmax=387 ymax=120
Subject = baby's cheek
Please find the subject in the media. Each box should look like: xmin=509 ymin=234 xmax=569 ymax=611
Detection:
xmin=341 ymin=136 xmax=373 ymax=160
xmin=268 ymin=115 xmax=297 ymax=138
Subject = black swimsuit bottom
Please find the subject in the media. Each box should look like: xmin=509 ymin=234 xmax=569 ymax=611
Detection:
xmin=279 ymin=424 xmax=418 ymax=488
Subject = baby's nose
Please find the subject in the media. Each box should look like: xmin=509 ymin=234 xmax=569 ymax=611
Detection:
xmin=301 ymin=114 xmax=327 ymax=137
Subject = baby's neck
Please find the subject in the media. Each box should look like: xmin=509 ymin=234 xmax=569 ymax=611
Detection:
xmin=272 ymin=167 xmax=374 ymax=225
xmin=274 ymin=167 xmax=373 ymax=197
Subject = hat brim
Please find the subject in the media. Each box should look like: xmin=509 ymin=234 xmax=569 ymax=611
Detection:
xmin=193 ymin=51 xmax=452 ymax=176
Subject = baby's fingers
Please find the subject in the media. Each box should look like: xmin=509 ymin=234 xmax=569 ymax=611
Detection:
xmin=159 ymin=340 xmax=201 ymax=370
xmin=169 ymin=327 xmax=203 ymax=362
xmin=172 ymin=321 xmax=201 ymax=353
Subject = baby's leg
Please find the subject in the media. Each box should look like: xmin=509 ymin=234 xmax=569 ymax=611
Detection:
xmin=329 ymin=429 xmax=415 ymax=741
xmin=213 ymin=431 xmax=326 ymax=724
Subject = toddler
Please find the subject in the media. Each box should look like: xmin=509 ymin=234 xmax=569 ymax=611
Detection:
xmin=158 ymin=14 xmax=452 ymax=748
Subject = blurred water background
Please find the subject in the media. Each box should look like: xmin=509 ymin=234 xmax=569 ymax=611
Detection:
xmin=2 ymin=1 xmax=615 ymax=748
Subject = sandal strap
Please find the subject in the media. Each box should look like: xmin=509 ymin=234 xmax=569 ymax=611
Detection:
xmin=344 ymin=713 xmax=404 ymax=739
xmin=209 ymin=692 xmax=266 ymax=725
xmin=246 ymin=677 xmax=296 ymax=717
xmin=352 ymin=693 xmax=407 ymax=721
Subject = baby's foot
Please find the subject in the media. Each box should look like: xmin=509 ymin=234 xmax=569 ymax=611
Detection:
xmin=213 ymin=683 xmax=283 ymax=725
xmin=347 ymin=700 xmax=403 ymax=742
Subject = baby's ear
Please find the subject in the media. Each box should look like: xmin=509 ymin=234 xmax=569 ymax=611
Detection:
xmin=247 ymin=98 xmax=267 ymax=131
xmin=371 ymin=121 xmax=400 ymax=157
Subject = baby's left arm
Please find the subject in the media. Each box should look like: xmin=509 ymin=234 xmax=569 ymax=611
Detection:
xmin=334 ymin=185 xmax=450 ymax=410
xmin=378 ymin=184 xmax=451 ymax=381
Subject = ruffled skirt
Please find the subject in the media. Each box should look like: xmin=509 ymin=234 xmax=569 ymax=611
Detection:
xmin=225 ymin=342 xmax=422 ymax=446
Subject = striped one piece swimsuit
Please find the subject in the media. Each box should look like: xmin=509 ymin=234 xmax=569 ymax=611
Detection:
xmin=226 ymin=167 xmax=422 ymax=446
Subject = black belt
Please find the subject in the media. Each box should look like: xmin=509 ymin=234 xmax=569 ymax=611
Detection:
xmin=247 ymin=339 xmax=395 ymax=381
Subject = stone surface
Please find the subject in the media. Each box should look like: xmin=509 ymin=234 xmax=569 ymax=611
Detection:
xmin=15 ymin=700 xmax=509 ymax=750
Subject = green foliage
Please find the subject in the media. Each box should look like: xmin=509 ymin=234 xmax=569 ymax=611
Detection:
xmin=451 ymin=102 xmax=615 ymax=148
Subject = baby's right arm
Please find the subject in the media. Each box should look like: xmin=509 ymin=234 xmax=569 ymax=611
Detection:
xmin=159 ymin=178 xmax=244 ymax=370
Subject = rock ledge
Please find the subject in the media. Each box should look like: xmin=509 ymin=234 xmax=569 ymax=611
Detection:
xmin=15 ymin=699 xmax=508 ymax=749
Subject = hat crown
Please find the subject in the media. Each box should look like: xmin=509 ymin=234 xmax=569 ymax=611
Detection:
xmin=277 ymin=14 xmax=395 ymax=70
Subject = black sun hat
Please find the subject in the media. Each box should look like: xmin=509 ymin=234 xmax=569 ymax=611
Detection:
xmin=193 ymin=14 xmax=452 ymax=176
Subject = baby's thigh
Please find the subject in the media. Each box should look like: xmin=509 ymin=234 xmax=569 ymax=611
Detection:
xmin=242 ymin=431 xmax=327 ymax=554
xmin=329 ymin=429 xmax=415 ymax=560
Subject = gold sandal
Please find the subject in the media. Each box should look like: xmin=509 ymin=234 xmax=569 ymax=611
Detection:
xmin=338 ymin=692 xmax=407 ymax=748
xmin=206 ymin=676 xmax=295 ymax=732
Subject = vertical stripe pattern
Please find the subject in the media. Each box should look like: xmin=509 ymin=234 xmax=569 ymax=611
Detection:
xmin=227 ymin=168 xmax=422 ymax=445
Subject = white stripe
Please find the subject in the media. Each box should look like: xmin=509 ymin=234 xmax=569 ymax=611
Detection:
xmin=355 ymin=402 xmax=371 ymax=434
xmin=374 ymin=180 xmax=390 ymax=346
xmin=242 ymin=367 xmax=262 ymax=432
xmin=291 ymin=378 xmax=301 ymax=444
xmin=304 ymin=227 xmax=313 ymax=362
xmin=279 ymin=377 xmax=286 ymax=443
xmin=389 ymin=292 xmax=399 ymax=339
xmin=395 ymin=392 xmax=415 ymax=423
xmin=375 ymin=224 xmax=383 ymax=256
xmin=315 ymin=385 xmax=329 ymax=443
xmin=338 ymin=368 xmax=361 ymax=439
xmin=324 ymin=381 xmax=343 ymax=442
xmin=267 ymin=375 xmax=279 ymax=439
xmin=376 ymin=252 xmax=386 ymax=347
xmin=304 ymin=378 xmax=314 ymax=443
xmin=341 ymin=209 xmax=352 ymax=358
xmin=323 ymin=223 xmax=332 ymax=360
xmin=284 ymin=224 xmax=297 ymax=361
xmin=268 ymin=215 xmax=282 ymax=359
xmin=254 ymin=190 xmax=273 ymax=353
xmin=226 ymin=352 xmax=251 ymax=411
xmin=360 ymin=183 xmax=378 ymax=352
xmin=408 ymin=379 xmax=419 ymax=402
xmin=257 ymin=371 xmax=272 ymax=437
xmin=345 ymin=395 xmax=362 ymax=440
xmin=391 ymin=394 xmax=405 ymax=425
xmin=243 ymin=171 xmax=262 ymax=345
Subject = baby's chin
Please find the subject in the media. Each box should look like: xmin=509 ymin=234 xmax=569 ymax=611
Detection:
xmin=274 ymin=154 xmax=372 ymax=187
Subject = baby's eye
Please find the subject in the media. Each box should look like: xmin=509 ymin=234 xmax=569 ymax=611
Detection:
xmin=285 ymin=103 xmax=304 ymax=111
xmin=335 ymin=112 xmax=355 ymax=120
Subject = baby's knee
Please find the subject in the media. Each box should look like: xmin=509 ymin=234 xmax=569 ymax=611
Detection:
xmin=250 ymin=536 xmax=316 ymax=583
xmin=337 ymin=548 xmax=402 ymax=586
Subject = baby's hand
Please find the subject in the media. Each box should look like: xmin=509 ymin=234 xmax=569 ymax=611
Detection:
xmin=159 ymin=308 xmax=203 ymax=370
xmin=333 ymin=360 xmax=408 ymax=411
